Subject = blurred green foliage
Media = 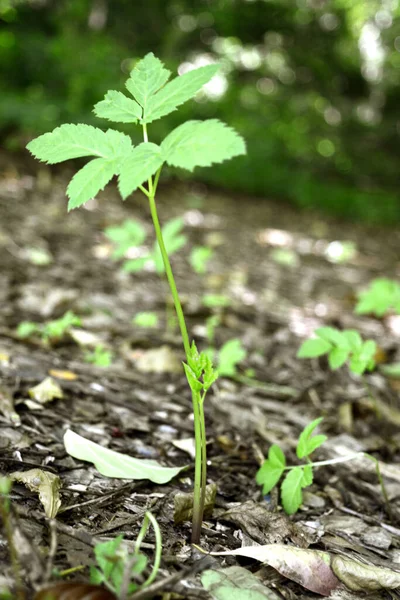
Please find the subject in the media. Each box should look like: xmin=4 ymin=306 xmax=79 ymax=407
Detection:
xmin=1 ymin=0 xmax=399 ymax=221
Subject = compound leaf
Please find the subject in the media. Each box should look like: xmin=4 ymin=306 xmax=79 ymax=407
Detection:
xmin=27 ymin=124 xmax=131 ymax=164
xmin=67 ymin=158 xmax=120 ymax=210
xmin=328 ymin=346 xmax=349 ymax=370
xmin=93 ymin=90 xmax=142 ymax=123
xmin=125 ymin=53 xmax=171 ymax=113
xmin=162 ymin=119 xmax=246 ymax=171
xmin=296 ymin=417 xmax=326 ymax=459
xmin=256 ymin=444 xmax=286 ymax=495
xmin=144 ymin=64 xmax=220 ymax=123
xmin=118 ymin=142 xmax=164 ymax=199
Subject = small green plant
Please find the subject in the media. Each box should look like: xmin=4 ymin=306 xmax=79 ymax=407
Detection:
xmin=133 ymin=311 xmax=159 ymax=328
xmin=355 ymin=278 xmax=400 ymax=317
xmin=17 ymin=311 xmax=82 ymax=344
xmin=190 ymin=245 xmax=213 ymax=274
xmin=297 ymin=327 xmax=376 ymax=375
xmin=256 ymin=418 xmax=327 ymax=514
xmin=104 ymin=219 xmax=147 ymax=259
xmin=90 ymin=511 xmax=161 ymax=595
xmin=216 ymin=338 xmax=247 ymax=377
xmin=27 ymin=52 xmax=245 ymax=543
xmin=84 ymin=344 xmax=113 ymax=367
xmin=202 ymin=293 xmax=231 ymax=309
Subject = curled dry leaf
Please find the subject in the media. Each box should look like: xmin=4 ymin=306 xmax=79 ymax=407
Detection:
xmin=34 ymin=582 xmax=117 ymax=600
xmin=332 ymin=554 xmax=400 ymax=592
xmin=10 ymin=468 xmax=61 ymax=518
xmin=174 ymin=483 xmax=217 ymax=524
xmin=208 ymin=544 xmax=340 ymax=596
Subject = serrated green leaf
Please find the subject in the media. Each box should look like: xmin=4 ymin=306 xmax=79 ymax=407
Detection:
xmin=256 ymin=444 xmax=286 ymax=495
xmin=350 ymin=340 xmax=376 ymax=374
xmin=328 ymin=347 xmax=349 ymax=370
xmin=93 ymin=90 xmax=142 ymax=123
xmin=341 ymin=330 xmax=362 ymax=351
xmin=296 ymin=417 xmax=325 ymax=459
xmin=126 ymin=53 xmax=171 ymax=113
xmin=183 ymin=362 xmax=203 ymax=393
xmin=144 ymin=64 xmax=220 ymax=123
xmin=281 ymin=467 xmax=305 ymax=514
xmin=297 ymin=337 xmax=332 ymax=359
xmin=67 ymin=158 xmax=120 ymax=210
xmin=301 ymin=465 xmax=313 ymax=487
xmin=118 ymin=142 xmax=164 ymax=199
xmin=64 ymin=429 xmax=183 ymax=483
xmin=162 ymin=119 xmax=246 ymax=172
xmin=316 ymin=327 xmax=349 ymax=348
xmin=27 ymin=124 xmax=131 ymax=164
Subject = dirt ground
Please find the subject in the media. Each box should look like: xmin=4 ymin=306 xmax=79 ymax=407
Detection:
xmin=1 ymin=151 xmax=400 ymax=599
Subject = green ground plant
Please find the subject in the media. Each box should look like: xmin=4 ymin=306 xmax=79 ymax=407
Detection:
xmin=355 ymin=278 xmax=400 ymax=317
xmin=84 ymin=344 xmax=113 ymax=367
xmin=133 ymin=311 xmax=159 ymax=328
xmin=91 ymin=512 xmax=161 ymax=595
xmin=256 ymin=418 xmax=327 ymax=514
xmin=16 ymin=311 xmax=82 ymax=345
xmin=297 ymin=327 xmax=376 ymax=375
xmin=190 ymin=245 xmax=213 ymax=274
xmin=27 ymin=52 xmax=246 ymax=543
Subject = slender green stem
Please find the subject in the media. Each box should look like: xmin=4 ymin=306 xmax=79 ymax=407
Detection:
xmin=147 ymin=193 xmax=191 ymax=357
xmin=141 ymin=512 xmax=162 ymax=588
xmin=142 ymin=126 xmax=205 ymax=543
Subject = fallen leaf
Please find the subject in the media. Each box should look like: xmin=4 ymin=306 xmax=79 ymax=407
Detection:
xmin=201 ymin=566 xmax=281 ymax=599
xmin=34 ymin=582 xmax=117 ymax=600
xmin=208 ymin=544 xmax=340 ymax=596
xmin=0 ymin=384 xmax=20 ymax=425
xmin=49 ymin=369 xmax=78 ymax=381
xmin=29 ymin=377 xmax=63 ymax=404
xmin=174 ymin=483 xmax=217 ymax=524
xmin=332 ymin=554 xmax=400 ymax=592
xmin=135 ymin=345 xmax=182 ymax=373
xmin=10 ymin=468 xmax=61 ymax=518
xmin=64 ymin=430 xmax=184 ymax=484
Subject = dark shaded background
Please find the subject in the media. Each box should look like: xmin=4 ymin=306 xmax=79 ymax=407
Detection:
xmin=1 ymin=0 xmax=399 ymax=222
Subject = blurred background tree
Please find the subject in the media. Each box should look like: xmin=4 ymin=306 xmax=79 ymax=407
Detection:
xmin=1 ymin=0 xmax=399 ymax=222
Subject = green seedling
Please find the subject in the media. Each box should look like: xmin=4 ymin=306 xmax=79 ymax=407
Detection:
xmin=297 ymin=327 xmax=376 ymax=375
xmin=104 ymin=218 xmax=147 ymax=259
xmin=91 ymin=511 xmax=161 ymax=595
xmin=202 ymin=293 xmax=231 ymax=309
xmin=217 ymin=338 xmax=247 ymax=377
xmin=17 ymin=311 xmax=82 ymax=344
xmin=256 ymin=418 xmax=327 ymax=514
xmin=27 ymin=52 xmax=245 ymax=543
xmin=84 ymin=344 xmax=113 ymax=367
xmin=205 ymin=314 xmax=221 ymax=346
xmin=133 ymin=311 xmax=159 ymax=328
xmin=355 ymin=278 xmax=400 ymax=317
xmin=190 ymin=245 xmax=213 ymax=274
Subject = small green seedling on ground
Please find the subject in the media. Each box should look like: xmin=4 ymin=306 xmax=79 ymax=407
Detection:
xmin=27 ymin=52 xmax=245 ymax=543
xmin=133 ymin=311 xmax=159 ymax=328
xmin=202 ymin=293 xmax=231 ymax=309
xmin=104 ymin=219 xmax=147 ymax=259
xmin=17 ymin=311 xmax=82 ymax=344
xmin=355 ymin=278 xmax=400 ymax=317
xmin=91 ymin=511 xmax=161 ymax=595
xmin=205 ymin=315 xmax=221 ymax=345
xmin=216 ymin=338 xmax=247 ymax=377
xmin=190 ymin=245 xmax=213 ymax=274
xmin=256 ymin=418 xmax=327 ymax=514
xmin=84 ymin=344 xmax=113 ymax=367
xmin=297 ymin=327 xmax=376 ymax=375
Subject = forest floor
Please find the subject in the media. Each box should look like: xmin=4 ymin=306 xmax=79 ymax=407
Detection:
xmin=1 ymin=151 xmax=400 ymax=599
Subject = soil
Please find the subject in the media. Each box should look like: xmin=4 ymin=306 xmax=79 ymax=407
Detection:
xmin=1 ymin=151 xmax=400 ymax=599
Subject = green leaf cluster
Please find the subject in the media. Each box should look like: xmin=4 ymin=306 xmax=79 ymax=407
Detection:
xmin=133 ymin=311 xmax=159 ymax=328
xmin=218 ymin=338 xmax=247 ymax=377
xmin=297 ymin=327 xmax=376 ymax=375
xmin=27 ymin=53 xmax=245 ymax=210
xmin=355 ymin=278 xmax=400 ymax=317
xmin=90 ymin=534 xmax=147 ymax=595
xmin=84 ymin=345 xmax=113 ymax=368
xmin=183 ymin=341 xmax=218 ymax=395
xmin=190 ymin=245 xmax=213 ymax=274
xmin=17 ymin=311 xmax=82 ymax=344
xmin=256 ymin=418 xmax=327 ymax=514
xmin=104 ymin=219 xmax=147 ymax=259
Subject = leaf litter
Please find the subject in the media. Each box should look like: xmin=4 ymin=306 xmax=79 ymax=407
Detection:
xmin=0 ymin=154 xmax=400 ymax=597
